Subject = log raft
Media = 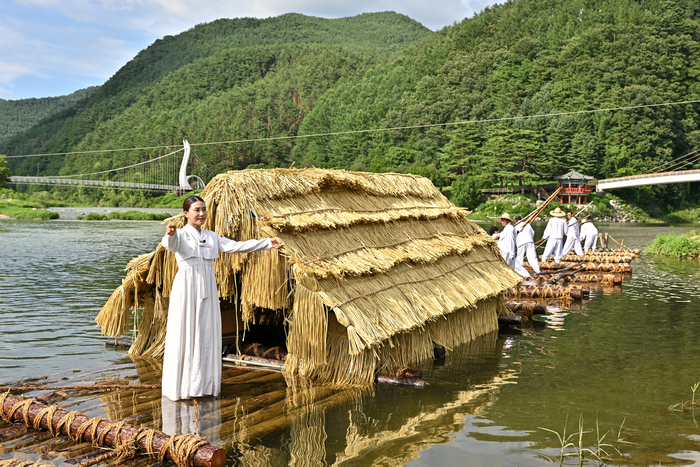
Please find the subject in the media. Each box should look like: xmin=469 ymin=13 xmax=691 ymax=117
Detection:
xmin=0 ymin=392 xmax=225 ymax=467
xmin=538 ymin=262 xmax=631 ymax=273
xmin=507 ymin=285 xmax=589 ymax=300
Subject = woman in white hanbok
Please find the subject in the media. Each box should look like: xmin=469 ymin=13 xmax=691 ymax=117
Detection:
xmin=161 ymin=195 xmax=284 ymax=401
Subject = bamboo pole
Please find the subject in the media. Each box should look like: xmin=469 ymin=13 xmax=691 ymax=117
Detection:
xmin=0 ymin=392 xmax=225 ymax=467
xmin=514 ymin=186 xmax=563 ymax=228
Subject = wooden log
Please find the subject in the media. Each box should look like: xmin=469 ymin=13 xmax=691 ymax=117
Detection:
xmin=392 ymin=367 xmax=423 ymax=378
xmin=223 ymin=354 xmax=284 ymax=370
xmin=507 ymin=285 xmax=588 ymax=300
xmin=376 ymin=375 xmax=426 ymax=388
xmin=202 ymin=388 xmax=288 ymax=424
xmin=539 ymin=262 xmax=631 ymax=273
xmin=560 ymin=254 xmax=632 ymax=263
xmin=238 ymin=387 xmax=361 ymax=443
xmin=105 ymin=338 xmax=132 ymax=349
xmin=0 ymin=393 xmax=225 ymax=467
xmin=216 ymin=386 xmax=338 ymax=440
xmin=238 ymin=343 xmax=288 ymax=361
xmin=498 ymin=314 xmax=523 ymax=325
xmin=0 ymin=424 xmax=27 ymax=441
xmin=506 ymin=301 xmax=547 ymax=315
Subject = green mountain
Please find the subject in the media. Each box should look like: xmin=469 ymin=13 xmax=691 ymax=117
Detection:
xmin=5 ymin=2 xmax=700 ymax=210
xmin=0 ymin=87 xmax=98 ymax=144
xmin=292 ymin=0 xmax=700 ymax=207
xmin=4 ymin=12 xmax=430 ymax=176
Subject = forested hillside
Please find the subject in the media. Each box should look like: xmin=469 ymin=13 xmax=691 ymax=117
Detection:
xmin=4 ymin=12 xmax=429 ymax=175
xmin=292 ymin=0 xmax=700 ymax=208
xmin=0 ymin=87 xmax=98 ymax=144
xmin=5 ymin=1 xmax=700 ymax=210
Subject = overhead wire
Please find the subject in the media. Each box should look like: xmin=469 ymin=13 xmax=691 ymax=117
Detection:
xmin=6 ymin=98 xmax=700 ymax=160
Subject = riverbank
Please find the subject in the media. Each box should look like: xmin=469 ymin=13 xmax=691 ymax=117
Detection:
xmin=47 ymin=206 xmax=180 ymax=220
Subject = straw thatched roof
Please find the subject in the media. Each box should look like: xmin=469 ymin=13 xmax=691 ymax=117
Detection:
xmin=96 ymin=168 xmax=522 ymax=385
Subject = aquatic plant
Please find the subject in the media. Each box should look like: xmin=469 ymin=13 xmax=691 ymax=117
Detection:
xmin=77 ymin=212 xmax=109 ymax=221
xmin=107 ymin=210 xmax=171 ymax=221
xmin=539 ymin=414 xmax=628 ymax=463
xmin=644 ymin=231 xmax=700 ymax=258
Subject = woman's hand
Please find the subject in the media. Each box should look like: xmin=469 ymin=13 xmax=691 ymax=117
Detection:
xmin=271 ymin=238 xmax=285 ymax=249
xmin=166 ymin=224 xmax=177 ymax=236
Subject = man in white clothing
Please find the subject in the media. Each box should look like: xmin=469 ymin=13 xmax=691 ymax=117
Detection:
xmin=541 ymin=207 xmax=568 ymax=263
xmin=495 ymin=212 xmax=530 ymax=277
xmin=562 ymin=210 xmax=584 ymax=256
xmin=580 ymin=217 xmax=599 ymax=252
xmin=513 ymin=214 xmax=540 ymax=274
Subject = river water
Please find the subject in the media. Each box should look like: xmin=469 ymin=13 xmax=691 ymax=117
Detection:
xmin=1 ymin=218 xmax=700 ymax=466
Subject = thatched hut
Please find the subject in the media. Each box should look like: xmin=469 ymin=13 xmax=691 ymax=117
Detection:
xmin=96 ymin=168 xmax=522 ymax=385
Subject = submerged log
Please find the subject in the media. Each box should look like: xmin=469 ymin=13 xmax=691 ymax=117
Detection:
xmin=392 ymin=367 xmax=423 ymax=378
xmin=0 ymin=393 xmax=225 ymax=467
xmin=0 ymin=424 xmax=27 ymax=441
xmin=498 ymin=314 xmax=523 ymax=325
xmin=506 ymin=301 xmax=547 ymax=316
xmin=105 ymin=338 xmax=132 ymax=349
xmin=376 ymin=375 xmax=426 ymax=388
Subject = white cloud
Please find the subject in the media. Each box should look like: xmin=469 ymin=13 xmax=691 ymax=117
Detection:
xmin=4 ymin=0 xmax=499 ymax=98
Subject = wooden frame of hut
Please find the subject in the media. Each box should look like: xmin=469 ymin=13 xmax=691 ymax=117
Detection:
xmin=95 ymin=169 xmax=522 ymax=386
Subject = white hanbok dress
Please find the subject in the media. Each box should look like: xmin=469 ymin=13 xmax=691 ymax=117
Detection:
xmin=161 ymin=225 xmax=272 ymax=401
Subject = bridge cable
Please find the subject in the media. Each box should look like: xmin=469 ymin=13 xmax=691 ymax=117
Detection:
xmin=647 ymin=147 xmax=700 ymax=174
xmin=49 ymin=147 xmax=184 ymax=179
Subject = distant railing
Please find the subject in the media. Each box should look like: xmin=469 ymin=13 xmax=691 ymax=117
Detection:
xmin=10 ymin=176 xmax=180 ymax=192
xmin=597 ymin=168 xmax=700 ymax=190
xmin=560 ymin=186 xmax=593 ymax=194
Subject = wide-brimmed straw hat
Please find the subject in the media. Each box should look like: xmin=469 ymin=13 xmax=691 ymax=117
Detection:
xmin=494 ymin=212 xmax=512 ymax=222
xmin=581 ymin=217 xmax=590 ymax=224
xmin=550 ymin=207 xmax=566 ymax=217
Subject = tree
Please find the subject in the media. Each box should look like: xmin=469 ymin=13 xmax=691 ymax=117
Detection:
xmin=439 ymin=125 xmax=483 ymax=181
xmin=0 ymin=155 xmax=10 ymax=188
xmin=480 ymin=126 xmax=543 ymax=192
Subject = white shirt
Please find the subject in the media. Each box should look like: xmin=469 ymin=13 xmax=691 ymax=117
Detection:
xmin=515 ymin=223 xmax=535 ymax=246
xmin=567 ymin=216 xmax=580 ymax=238
xmin=497 ymin=223 xmax=516 ymax=258
xmin=542 ymin=217 xmax=567 ymax=240
xmin=580 ymin=222 xmax=598 ymax=242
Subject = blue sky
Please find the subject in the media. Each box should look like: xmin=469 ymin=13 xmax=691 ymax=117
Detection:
xmin=1 ymin=0 xmax=499 ymax=101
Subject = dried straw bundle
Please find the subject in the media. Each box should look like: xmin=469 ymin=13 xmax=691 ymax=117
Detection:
xmin=95 ymin=168 xmax=521 ymax=385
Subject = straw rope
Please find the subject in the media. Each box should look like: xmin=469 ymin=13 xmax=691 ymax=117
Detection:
xmin=0 ymin=392 xmax=211 ymax=467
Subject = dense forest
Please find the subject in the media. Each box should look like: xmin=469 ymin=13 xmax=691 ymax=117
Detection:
xmin=0 ymin=87 xmax=98 ymax=144
xmin=4 ymin=2 xmax=700 ymax=212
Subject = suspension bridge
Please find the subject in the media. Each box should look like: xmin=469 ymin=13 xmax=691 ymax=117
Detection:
xmin=596 ymin=168 xmax=700 ymax=191
xmin=9 ymin=141 xmax=206 ymax=192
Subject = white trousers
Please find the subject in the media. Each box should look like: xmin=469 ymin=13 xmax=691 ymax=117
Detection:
xmin=542 ymin=238 xmax=563 ymax=263
xmin=516 ymin=242 xmax=540 ymax=274
xmin=562 ymin=235 xmax=584 ymax=256
xmin=502 ymin=250 xmax=530 ymax=278
xmin=583 ymin=236 xmax=597 ymax=252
